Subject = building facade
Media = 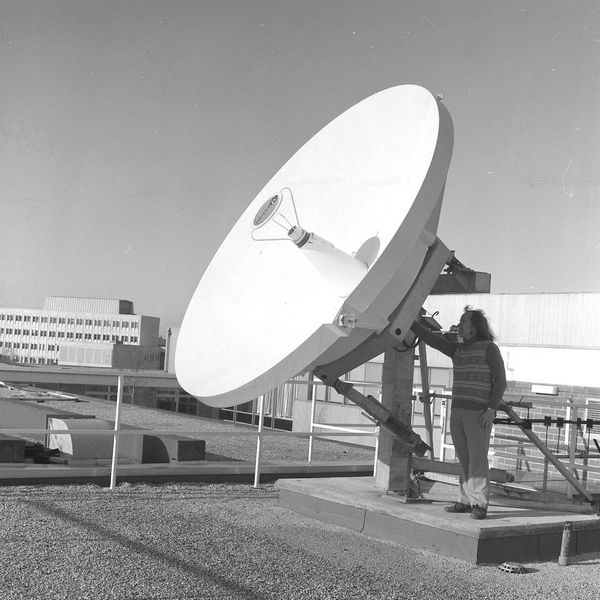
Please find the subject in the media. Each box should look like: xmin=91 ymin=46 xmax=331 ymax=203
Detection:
xmin=0 ymin=296 xmax=161 ymax=369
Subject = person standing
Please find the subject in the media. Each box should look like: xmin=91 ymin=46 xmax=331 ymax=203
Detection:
xmin=412 ymin=307 xmax=506 ymax=519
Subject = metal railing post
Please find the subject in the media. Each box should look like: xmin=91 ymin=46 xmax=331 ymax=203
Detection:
xmin=308 ymin=391 xmax=317 ymax=463
xmin=373 ymin=427 xmax=380 ymax=477
xmin=109 ymin=375 xmax=124 ymax=490
xmin=253 ymin=395 xmax=265 ymax=488
xmin=567 ymin=404 xmax=577 ymax=499
xmin=439 ymin=397 xmax=449 ymax=462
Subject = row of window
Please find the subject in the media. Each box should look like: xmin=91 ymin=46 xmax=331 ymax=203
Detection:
xmin=3 ymin=351 xmax=161 ymax=365
xmin=2 ymin=356 xmax=59 ymax=365
xmin=0 ymin=314 xmax=139 ymax=328
xmin=0 ymin=330 xmax=138 ymax=343
xmin=0 ymin=342 xmax=58 ymax=351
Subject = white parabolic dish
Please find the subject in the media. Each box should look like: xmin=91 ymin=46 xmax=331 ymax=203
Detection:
xmin=176 ymin=85 xmax=454 ymax=407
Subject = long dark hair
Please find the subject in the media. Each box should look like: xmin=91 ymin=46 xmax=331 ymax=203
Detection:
xmin=464 ymin=306 xmax=495 ymax=341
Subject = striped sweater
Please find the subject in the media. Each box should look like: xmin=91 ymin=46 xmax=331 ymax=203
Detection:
xmin=452 ymin=341 xmax=494 ymax=410
xmin=411 ymin=322 xmax=507 ymax=411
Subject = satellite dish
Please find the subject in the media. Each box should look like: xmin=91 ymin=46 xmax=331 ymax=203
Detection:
xmin=176 ymin=85 xmax=454 ymax=407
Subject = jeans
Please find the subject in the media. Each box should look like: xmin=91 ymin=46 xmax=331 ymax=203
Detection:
xmin=450 ymin=407 xmax=492 ymax=508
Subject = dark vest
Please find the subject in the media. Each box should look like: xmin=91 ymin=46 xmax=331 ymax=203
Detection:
xmin=452 ymin=340 xmax=492 ymax=409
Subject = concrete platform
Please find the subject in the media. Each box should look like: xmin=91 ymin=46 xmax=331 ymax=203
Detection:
xmin=275 ymin=476 xmax=600 ymax=564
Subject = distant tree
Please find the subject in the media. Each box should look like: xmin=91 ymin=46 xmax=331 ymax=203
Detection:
xmin=119 ymin=346 xmax=154 ymax=406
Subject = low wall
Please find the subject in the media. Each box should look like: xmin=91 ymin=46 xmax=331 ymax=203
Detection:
xmin=48 ymin=417 xmax=144 ymax=463
xmin=0 ymin=397 xmax=205 ymax=465
xmin=0 ymin=398 xmax=95 ymax=443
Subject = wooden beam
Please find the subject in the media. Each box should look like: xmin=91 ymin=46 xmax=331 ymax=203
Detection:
xmin=411 ymin=457 xmax=514 ymax=483
xmin=417 ymin=341 xmax=434 ymax=459
xmin=375 ymin=346 xmax=416 ymax=494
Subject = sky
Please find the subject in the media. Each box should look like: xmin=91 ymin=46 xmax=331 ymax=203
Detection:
xmin=1 ymin=0 xmax=599 ymax=333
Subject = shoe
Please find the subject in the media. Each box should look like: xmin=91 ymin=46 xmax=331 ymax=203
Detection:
xmin=470 ymin=505 xmax=487 ymax=520
xmin=444 ymin=502 xmax=472 ymax=513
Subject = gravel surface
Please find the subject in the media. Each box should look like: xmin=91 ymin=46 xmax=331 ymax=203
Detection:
xmin=3 ymin=399 xmax=599 ymax=599
xmin=40 ymin=397 xmax=375 ymax=465
xmin=1 ymin=481 xmax=599 ymax=600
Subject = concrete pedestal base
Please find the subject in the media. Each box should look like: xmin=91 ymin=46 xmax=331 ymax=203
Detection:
xmin=276 ymin=476 xmax=600 ymax=564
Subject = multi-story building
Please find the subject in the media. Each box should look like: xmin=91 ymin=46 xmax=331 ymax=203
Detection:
xmin=0 ymin=296 xmax=161 ymax=369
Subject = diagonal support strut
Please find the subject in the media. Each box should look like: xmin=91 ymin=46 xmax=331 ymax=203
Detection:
xmin=501 ymin=403 xmax=595 ymax=504
xmin=330 ymin=379 xmax=431 ymax=457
